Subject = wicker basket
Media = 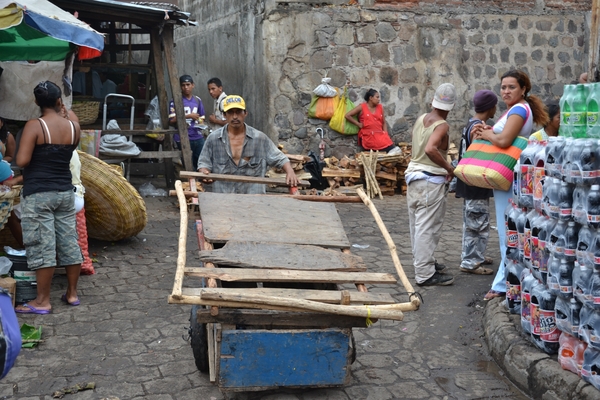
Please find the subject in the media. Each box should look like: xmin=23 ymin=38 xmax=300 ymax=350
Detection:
xmin=71 ymin=101 xmax=100 ymax=125
xmin=78 ymin=151 xmax=147 ymax=241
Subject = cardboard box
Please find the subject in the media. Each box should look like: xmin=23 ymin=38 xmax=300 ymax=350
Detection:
xmin=0 ymin=277 xmax=16 ymax=307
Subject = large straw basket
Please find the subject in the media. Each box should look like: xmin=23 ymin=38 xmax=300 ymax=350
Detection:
xmin=0 ymin=186 xmax=21 ymax=243
xmin=71 ymin=101 xmax=100 ymax=125
xmin=78 ymin=151 xmax=147 ymax=241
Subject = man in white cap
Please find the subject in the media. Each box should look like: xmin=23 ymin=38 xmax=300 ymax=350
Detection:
xmin=197 ymin=95 xmax=299 ymax=194
xmin=405 ymin=83 xmax=457 ymax=286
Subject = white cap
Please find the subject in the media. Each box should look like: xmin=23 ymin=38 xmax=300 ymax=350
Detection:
xmin=432 ymin=83 xmax=456 ymax=111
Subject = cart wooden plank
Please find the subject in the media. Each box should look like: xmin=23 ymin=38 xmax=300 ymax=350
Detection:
xmin=198 ymin=241 xmax=366 ymax=271
xmin=197 ymin=192 xmax=350 ymax=248
xmin=185 ymin=267 xmax=397 ymax=284
xmin=194 ymin=309 xmax=371 ymax=328
xmin=183 ymin=288 xmax=395 ymax=305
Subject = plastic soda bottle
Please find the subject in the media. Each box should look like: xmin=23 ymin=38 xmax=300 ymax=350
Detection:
xmin=506 ymin=259 xmax=524 ymax=314
xmin=587 ymin=82 xmax=600 ymax=139
xmin=560 ymin=84 xmax=574 ymax=138
xmin=533 ymin=141 xmax=546 ymax=212
xmin=519 ymin=141 xmax=536 ymax=208
xmin=571 ymin=84 xmax=589 ymax=139
xmin=587 ymin=184 xmax=600 ymax=228
xmin=531 ymin=281 xmax=561 ymax=354
xmin=581 ymin=346 xmax=600 ymax=388
xmin=521 ymin=268 xmax=535 ymax=333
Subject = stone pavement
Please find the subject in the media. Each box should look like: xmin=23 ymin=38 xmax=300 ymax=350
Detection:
xmin=1 ymin=180 xmax=537 ymax=400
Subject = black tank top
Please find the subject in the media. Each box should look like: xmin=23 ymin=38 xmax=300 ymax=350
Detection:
xmin=23 ymin=118 xmax=77 ymax=197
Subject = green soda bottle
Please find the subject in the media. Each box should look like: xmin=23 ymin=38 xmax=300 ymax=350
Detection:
xmin=587 ymin=82 xmax=600 ymax=139
xmin=571 ymin=84 xmax=588 ymax=139
xmin=560 ymin=85 xmax=573 ymax=138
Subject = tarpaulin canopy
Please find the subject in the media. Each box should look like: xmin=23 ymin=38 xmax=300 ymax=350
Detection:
xmin=0 ymin=0 xmax=104 ymax=61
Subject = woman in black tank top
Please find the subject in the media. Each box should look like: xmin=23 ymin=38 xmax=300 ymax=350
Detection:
xmin=15 ymin=81 xmax=83 ymax=315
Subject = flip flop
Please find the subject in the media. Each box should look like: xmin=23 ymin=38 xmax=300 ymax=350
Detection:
xmin=482 ymin=257 xmax=494 ymax=265
xmin=483 ymin=290 xmax=506 ymax=301
xmin=15 ymin=303 xmax=51 ymax=314
xmin=460 ymin=266 xmax=493 ymax=275
xmin=61 ymin=294 xmax=81 ymax=306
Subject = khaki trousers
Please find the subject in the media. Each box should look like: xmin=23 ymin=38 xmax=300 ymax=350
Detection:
xmin=407 ymin=179 xmax=448 ymax=283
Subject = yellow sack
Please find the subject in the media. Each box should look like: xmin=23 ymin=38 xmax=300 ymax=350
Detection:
xmin=329 ymin=87 xmax=359 ymax=135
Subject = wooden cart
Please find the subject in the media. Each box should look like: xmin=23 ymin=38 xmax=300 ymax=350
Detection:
xmin=169 ymin=184 xmax=418 ymax=392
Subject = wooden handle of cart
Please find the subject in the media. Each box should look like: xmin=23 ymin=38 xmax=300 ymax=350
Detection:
xmin=356 ymin=187 xmax=420 ymax=309
xmin=180 ymin=171 xmax=310 ymax=187
xmin=171 ymin=180 xmax=188 ymax=298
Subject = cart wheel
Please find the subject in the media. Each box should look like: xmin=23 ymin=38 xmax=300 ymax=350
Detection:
xmin=189 ymin=305 xmax=209 ymax=373
xmin=350 ymin=331 xmax=357 ymax=364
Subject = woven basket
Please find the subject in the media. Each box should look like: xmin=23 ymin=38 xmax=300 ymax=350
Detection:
xmin=78 ymin=151 xmax=147 ymax=241
xmin=72 ymin=101 xmax=100 ymax=125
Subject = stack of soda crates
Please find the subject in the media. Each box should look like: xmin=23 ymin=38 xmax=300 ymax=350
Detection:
xmin=508 ymin=82 xmax=600 ymax=390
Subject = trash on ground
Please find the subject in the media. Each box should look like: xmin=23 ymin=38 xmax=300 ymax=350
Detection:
xmin=138 ymin=182 xmax=167 ymax=197
xmin=352 ymin=244 xmax=370 ymax=249
xmin=21 ymin=324 xmax=42 ymax=348
xmin=52 ymin=382 xmax=96 ymax=398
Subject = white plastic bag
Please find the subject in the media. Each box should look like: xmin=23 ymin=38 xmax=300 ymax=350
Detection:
xmin=0 ymin=257 xmax=12 ymax=275
xmin=313 ymin=78 xmax=338 ymax=98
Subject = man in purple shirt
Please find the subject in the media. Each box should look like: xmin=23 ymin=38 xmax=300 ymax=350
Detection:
xmin=169 ymin=74 xmax=206 ymax=169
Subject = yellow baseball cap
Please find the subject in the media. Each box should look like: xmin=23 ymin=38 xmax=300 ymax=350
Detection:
xmin=222 ymin=95 xmax=246 ymax=112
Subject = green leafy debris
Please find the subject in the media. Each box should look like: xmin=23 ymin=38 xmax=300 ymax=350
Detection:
xmin=20 ymin=323 xmax=42 ymax=348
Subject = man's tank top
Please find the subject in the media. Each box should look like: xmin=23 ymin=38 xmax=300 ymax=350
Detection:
xmin=23 ymin=118 xmax=77 ymax=197
xmin=405 ymin=113 xmax=449 ymax=176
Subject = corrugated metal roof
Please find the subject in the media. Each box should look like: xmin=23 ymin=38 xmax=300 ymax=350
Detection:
xmin=50 ymin=0 xmax=196 ymax=27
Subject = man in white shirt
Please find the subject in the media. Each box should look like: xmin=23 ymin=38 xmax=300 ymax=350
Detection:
xmin=207 ymin=77 xmax=227 ymax=133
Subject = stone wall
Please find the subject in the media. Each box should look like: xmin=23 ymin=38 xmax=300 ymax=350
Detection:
xmin=175 ymin=0 xmax=590 ymax=157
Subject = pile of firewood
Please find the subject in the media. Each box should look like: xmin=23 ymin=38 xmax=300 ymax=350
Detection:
xmin=267 ymin=144 xmax=415 ymax=197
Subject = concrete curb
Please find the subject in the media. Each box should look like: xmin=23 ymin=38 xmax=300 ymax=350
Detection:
xmin=483 ymin=298 xmax=600 ymax=400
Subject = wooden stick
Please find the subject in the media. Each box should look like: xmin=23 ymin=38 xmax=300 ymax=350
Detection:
xmin=170 ymin=180 xmax=187 ymax=298
xmin=168 ymin=190 xmax=362 ymax=203
xmin=356 ymin=187 xmax=420 ymax=309
xmin=180 ymin=171 xmax=310 ymax=187
xmin=200 ymin=292 xmax=403 ymax=321
xmin=168 ymin=293 xmax=417 ymax=312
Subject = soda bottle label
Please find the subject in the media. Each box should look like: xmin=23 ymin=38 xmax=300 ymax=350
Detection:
xmin=548 ymin=205 xmax=560 ymax=215
xmin=570 ymin=112 xmax=586 ymax=126
xmin=587 ymin=111 xmax=599 ymax=126
xmin=554 ymin=245 xmax=564 ymax=254
xmin=588 ymin=214 xmax=600 ymax=223
xmin=520 ymin=165 xmax=534 ymax=195
xmin=563 ymin=112 xmax=571 ymax=126
xmin=532 ymin=237 xmax=539 ymax=264
xmin=594 ymin=256 xmax=600 ymax=265
xmin=591 ymin=333 xmax=600 ymax=347
xmin=539 ymin=307 xmax=560 ymax=343
xmin=559 ymin=284 xmax=573 ymax=294
xmin=521 ymin=293 xmax=531 ymax=321
xmin=564 ymin=248 xmax=576 ymax=256
xmin=560 ymin=208 xmax=573 ymax=216
xmin=518 ymin=232 xmax=526 ymax=251
xmin=506 ymin=282 xmax=521 ymax=301
xmin=524 ymin=237 xmax=532 ymax=260
xmin=540 ymin=253 xmax=549 ymax=273
xmin=533 ymin=168 xmax=544 ymax=202
xmin=507 ymin=230 xmax=518 ymax=248
xmin=548 ymin=278 xmax=560 ymax=291
xmin=531 ymin=302 xmax=541 ymax=334
xmin=594 ymin=295 xmax=600 ymax=305
xmin=539 ymin=239 xmax=546 ymax=250
xmin=582 ymin=170 xmax=596 ymax=179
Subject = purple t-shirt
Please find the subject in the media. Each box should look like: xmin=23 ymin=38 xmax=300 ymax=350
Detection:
xmin=168 ymin=95 xmax=205 ymax=141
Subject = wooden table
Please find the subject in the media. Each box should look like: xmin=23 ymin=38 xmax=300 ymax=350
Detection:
xmin=169 ymin=191 xmax=402 ymax=392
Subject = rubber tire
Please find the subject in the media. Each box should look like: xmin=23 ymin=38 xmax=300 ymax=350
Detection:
xmin=189 ymin=305 xmax=209 ymax=373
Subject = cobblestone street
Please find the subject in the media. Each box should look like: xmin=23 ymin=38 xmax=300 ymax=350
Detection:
xmin=0 ymin=181 xmax=529 ymax=399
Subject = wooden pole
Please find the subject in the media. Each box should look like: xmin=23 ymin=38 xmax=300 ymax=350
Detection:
xmin=150 ymin=27 xmax=175 ymax=188
xmin=179 ymin=171 xmax=310 ymax=187
xmin=589 ymin=0 xmax=600 ymax=82
xmin=356 ymin=187 xmax=420 ymax=309
xmin=170 ymin=180 xmax=188 ymax=298
xmin=162 ymin=24 xmax=194 ymax=171
xmin=168 ymin=190 xmax=363 ymax=203
xmin=200 ymin=292 xmax=404 ymax=321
